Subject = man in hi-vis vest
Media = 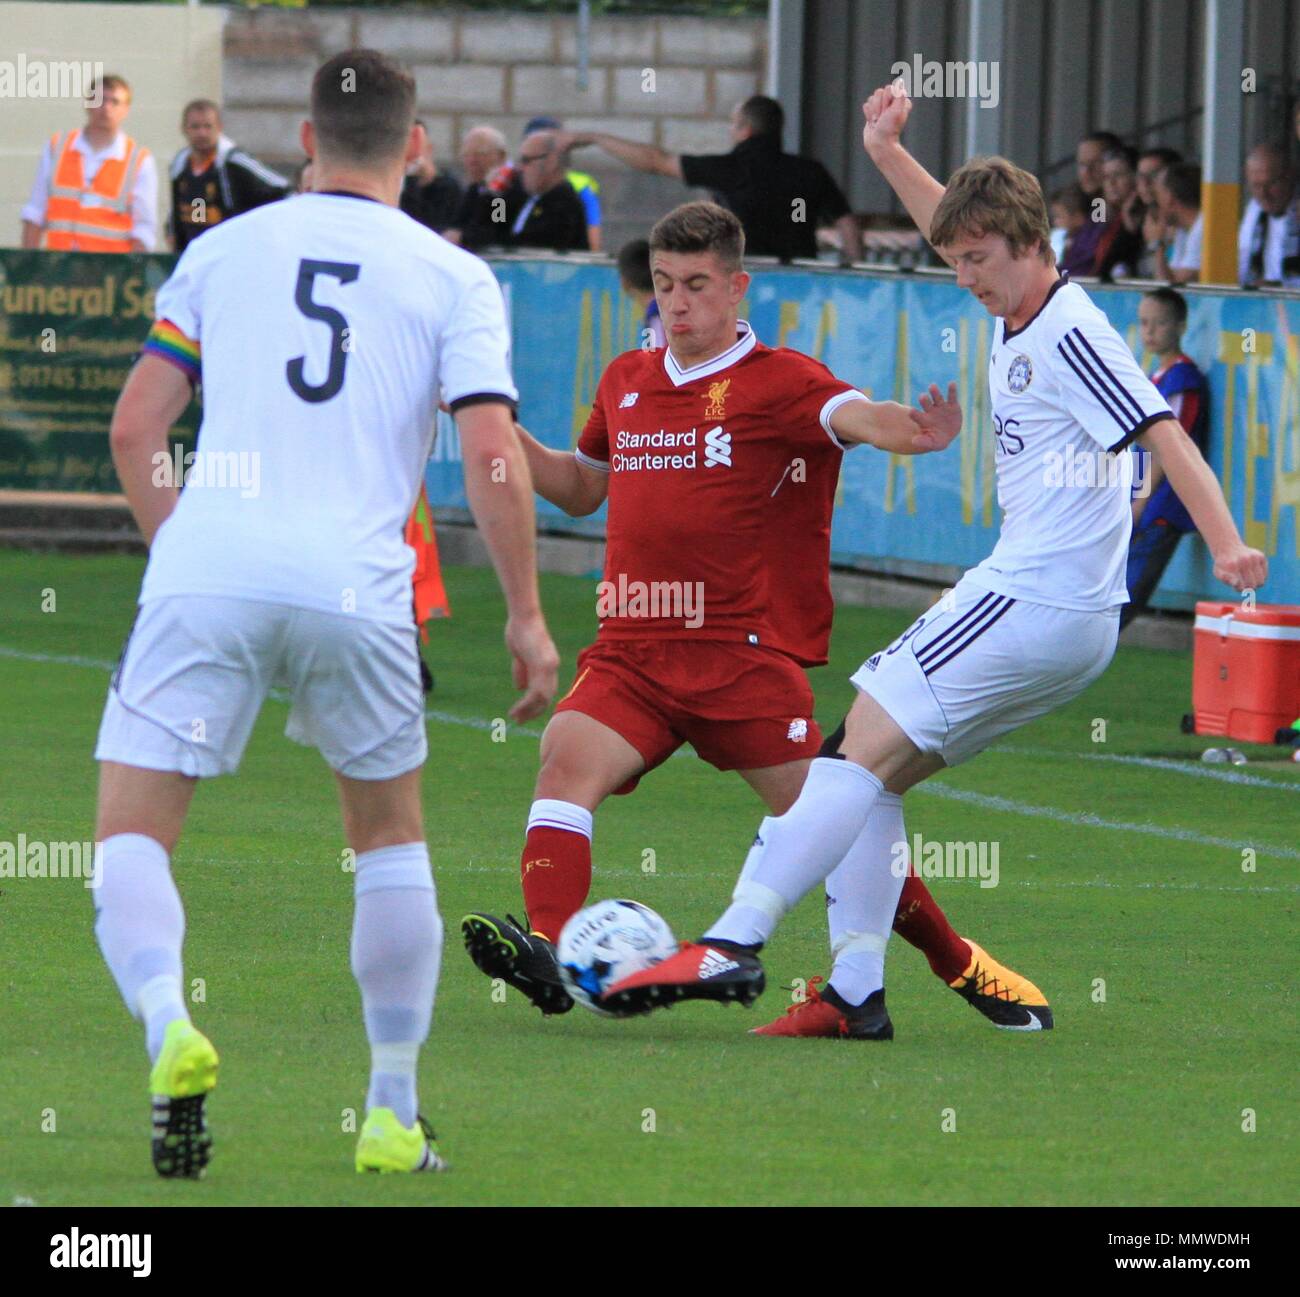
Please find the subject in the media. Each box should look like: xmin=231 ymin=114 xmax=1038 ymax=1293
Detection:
xmin=21 ymin=74 xmax=158 ymax=253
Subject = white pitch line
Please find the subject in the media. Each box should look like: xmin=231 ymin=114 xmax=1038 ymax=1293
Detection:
xmin=996 ymin=743 xmax=1300 ymax=793
xmin=3 ymin=642 xmax=1297 ymax=863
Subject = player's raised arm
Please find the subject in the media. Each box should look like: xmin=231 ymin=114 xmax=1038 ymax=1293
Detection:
xmin=830 ymin=382 xmax=961 ymax=454
xmin=512 ymin=419 xmax=609 ymax=516
xmin=1136 ymin=418 xmax=1267 ymax=593
xmin=862 ymin=82 xmax=948 ymax=261
xmin=456 ymin=402 xmax=560 ymax=721
xmin=109 ymin=353 xmax=195 ymax=545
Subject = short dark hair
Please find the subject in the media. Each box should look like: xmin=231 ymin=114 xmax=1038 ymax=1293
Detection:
xmin=1138 ymin=146 xmax=1182 ymax=171
xmin=310 ymin=49 xmax=415 ymax=167
xmin=1161 ymin=162 xmax=1202 ymax=209
xmin=182 ymin=98 xmax=220 ymax=126
xmin=1083 ymin=130 xmax=1125 ymax=153
xmin=617 ymin=238 xmax=654 ymax=294
xmin=650 ymin=201 xmax=745 ymax=272
xmin=1103 ymin=145 xmax=1137 ymax=171
xmin=739 ymin=95 xmax=784 ymax=141
xmin=1143 ymin=285 xmax=1188 ymax=329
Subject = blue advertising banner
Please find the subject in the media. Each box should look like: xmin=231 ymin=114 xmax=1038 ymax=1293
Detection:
xmin=426 ymin=259 xmax=1300 ymax=610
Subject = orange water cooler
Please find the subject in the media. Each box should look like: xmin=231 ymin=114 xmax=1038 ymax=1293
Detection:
xmin=1188 ymin=602 xmax=1300 ymax=744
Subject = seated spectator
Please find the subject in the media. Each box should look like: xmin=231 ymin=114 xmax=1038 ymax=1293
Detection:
xmin=510 ymin=128 xmax=589 ymax=252
xmin=557 ymin=95 xmax=862 ymax=263
xmin=1153 ymin=162 xmax=1202 ymax=284
xmin=170 ymin=99 xmax=289 ymax=253
xmin=445 ymin=124 xmax=523 ymax=251
xmin=400 ymin=119 xmax=463 ymax=234
xmin=1050 ymin=184 xmax=1099 ymax=276
xmin=1095 ymin=145 xmax=1143 ymax=279
xmin=1076 ymin=130 xmax=1125 ymax=200
xmin=524 ymin=114 xmax=602 ymax=251
xmin=1238 ymin=142 xmax=1300 ymax=288
xmin=617 ymin=237 xmax=665 ymax=349
xmin=1123 ymin=287 xmax=1209 ymax=628
xmin=1133 ymin=146 xmax=1182 ymax=277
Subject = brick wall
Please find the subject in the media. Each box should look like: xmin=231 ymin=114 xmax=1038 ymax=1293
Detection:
xmin=222 ymin=5 xmax=769 ymax=253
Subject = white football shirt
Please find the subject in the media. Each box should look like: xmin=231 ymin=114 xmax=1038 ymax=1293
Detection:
xmin=140 ymin=192 xmax=517 ymax=625
xmin=968 ymin=276 xmax=1174 ymax=611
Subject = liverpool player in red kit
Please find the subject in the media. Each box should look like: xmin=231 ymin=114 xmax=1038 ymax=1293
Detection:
xmin=462 ymin=201 xmax=1052 ymax=1032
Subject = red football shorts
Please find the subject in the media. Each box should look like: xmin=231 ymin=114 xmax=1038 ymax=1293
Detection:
xmin=553 ymin=637 xmax=822 ymax=793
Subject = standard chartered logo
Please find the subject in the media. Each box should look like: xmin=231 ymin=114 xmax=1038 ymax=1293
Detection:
xmin=610 ymin=425 xmax=734 ymax=472
xmin=703 ymin=426 xmax=732 ymax=468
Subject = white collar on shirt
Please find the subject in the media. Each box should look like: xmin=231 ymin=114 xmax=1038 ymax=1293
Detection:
xmin=663 ymin=320 xmax=757 ymax=387
xmin=73 ymin=130 xmax=128 ymax=162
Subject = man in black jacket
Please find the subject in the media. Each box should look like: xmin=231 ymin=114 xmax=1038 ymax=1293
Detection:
xmin=169 ymin=100 xmax=290 ymax=253
xmin=510 ymin=129 xmax=589 ymax=253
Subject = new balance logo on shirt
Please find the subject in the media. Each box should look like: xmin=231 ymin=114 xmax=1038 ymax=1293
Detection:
xmin=699 ymin=948 xmax=741 ymax=979
xmin=619 ymin=392 xmax=639 ymax=408
xmin=703 ymin=425 xmax=732 ymax=468
xmin=787 ymin=718 xmax=808 ymax=742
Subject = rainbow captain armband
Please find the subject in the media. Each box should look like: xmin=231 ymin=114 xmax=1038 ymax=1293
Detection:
xmin=140 ymin=319 xmax=201 ymax=386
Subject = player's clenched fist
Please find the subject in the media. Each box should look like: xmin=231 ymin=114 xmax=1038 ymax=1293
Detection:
xmin=506 ymin=612 xmax=560 ymax=723
xmin=862 ymin=80 xmax=912 ymax=157
xmin=1212 ymin=544 xmax=1268 ymax=595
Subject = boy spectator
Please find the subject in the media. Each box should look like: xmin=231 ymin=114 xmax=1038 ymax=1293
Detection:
xmin=1124 ymin=287 xmax=1210 ymax=627
xmin=170 ymin=100 xmax=289 ymax=253
xmin=1238 ymin=142 xmax=1300 ymax=288
xmin=21 ymin=74 xmax=157 ymax=252
xmin=400 ymin=120 xmax=462 ymax=234
xmin=1154 ymin=162 xmax=1202 ymax=284
xmin=616 ymin=237 xmax=665 ymax=348
xmin=1050 ymin=184 xmax=1097 ymax=275
xmin=510 ymin=129 xmax=589 ymax=252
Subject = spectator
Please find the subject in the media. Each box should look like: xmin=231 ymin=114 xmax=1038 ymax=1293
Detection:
xmin=557 ymin=95 xmax=862 ymax=263
xmin=1050 ymin=184 xmax=1100 ymax=276
xmin=616 ymin=237 xmax=665 ymax=349
xmin=20 ymin=73 xmax=157 ymax=252
xmin=524 ymin=114 xmax=602 ymax=251
xmin=1094 ymin=146 xmax=1143 ymax=279
xmin=400 ymin=119 xmax=463 ymax=234
xmin=510 ymin=128 xmax=589 ymax=252
xmin=1123 ymin=287 xmax=1209 ymax=628
xmin=1076 ymin=129 xmax=1124 ymax=200
xmin=1133 ymin=146 xmax=1182 ymax=277
xmin=169 ymin=99 xmax=290 ymax=253
xmin=1154 ymin=162 xmax=1202 ymax=284
xmin=445 ymin=125 xmax=524 ymax=251
xmin=1238 ymin=142 xmax=1300 ymax=288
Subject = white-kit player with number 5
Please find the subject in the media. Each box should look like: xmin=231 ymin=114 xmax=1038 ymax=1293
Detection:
xmin=604 ymin=80 xmax=1268 ymax=1035
xmin=92 ymin=49 xmax=558 ymax=1177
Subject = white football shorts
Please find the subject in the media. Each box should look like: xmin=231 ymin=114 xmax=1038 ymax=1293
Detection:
xmin=95 ymin=595 xmax=427 ymax=780
xmin=849 ymin=577 xmax=1120 ymax=767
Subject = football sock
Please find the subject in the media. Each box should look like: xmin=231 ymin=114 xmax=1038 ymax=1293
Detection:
xmin=351 ymin=842 xmax=441 ymax=1128
xmin=825 ymin=792 xmax=908 ymax=1005
xmin=519 ymin=799 xmax=593 ymax=942
xmin=705 ymin=758 xmax=884 ymax=948
xmin=92 ymin=833 xmax=190 ymax=1064
xmin=892 ymin=869 xmax=972 ymax=983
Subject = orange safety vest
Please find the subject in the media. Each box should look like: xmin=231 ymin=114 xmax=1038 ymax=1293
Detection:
xmin=406 ymin=483 xmax=450 ymax=640
xmin=44 ymin=129 xmax=149 ymax=253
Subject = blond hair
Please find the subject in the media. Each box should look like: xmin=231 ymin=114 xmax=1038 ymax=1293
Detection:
xmin=930 ymin=156 xmax=1054 ymax=265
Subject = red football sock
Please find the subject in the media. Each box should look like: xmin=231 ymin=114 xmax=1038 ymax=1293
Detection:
xmin=892 ymin=871 xmax=972 ymax=983
xmin=520 ymin=826 xmax=592 ymax=943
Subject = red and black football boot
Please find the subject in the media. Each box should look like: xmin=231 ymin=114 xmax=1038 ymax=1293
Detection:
xmin=600 ymin=940 xmax=765 ymax=1015
xmin=750 ymin=976 xmax=893 ymax=1040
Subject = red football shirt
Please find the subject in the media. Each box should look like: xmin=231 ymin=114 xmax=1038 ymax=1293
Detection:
xmin=576 ymin=324 xmax=865 ymax=666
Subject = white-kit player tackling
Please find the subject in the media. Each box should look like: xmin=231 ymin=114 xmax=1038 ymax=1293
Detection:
xmin=603 ymin=80 xmax=1268 ymax=1031
xmin=92 ymin=49 xmax=558 ymax=1176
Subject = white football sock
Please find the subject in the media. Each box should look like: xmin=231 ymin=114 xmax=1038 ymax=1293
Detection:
xmin=92 ymin=833 xmax=190 ymax=1063
xmin=705 ymin=758 xmax=884 ymax=948
xmin=825 ymin=791 xmax=908 ymax=1006
xmin=351 ymin=842 xmax=442 ymax=1128
xmin=526 ymin=798 xmax=594 ymax=838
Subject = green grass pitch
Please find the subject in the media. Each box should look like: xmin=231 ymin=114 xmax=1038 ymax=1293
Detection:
xmin=0 ymin=548 xmax=1295 ymax=1206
